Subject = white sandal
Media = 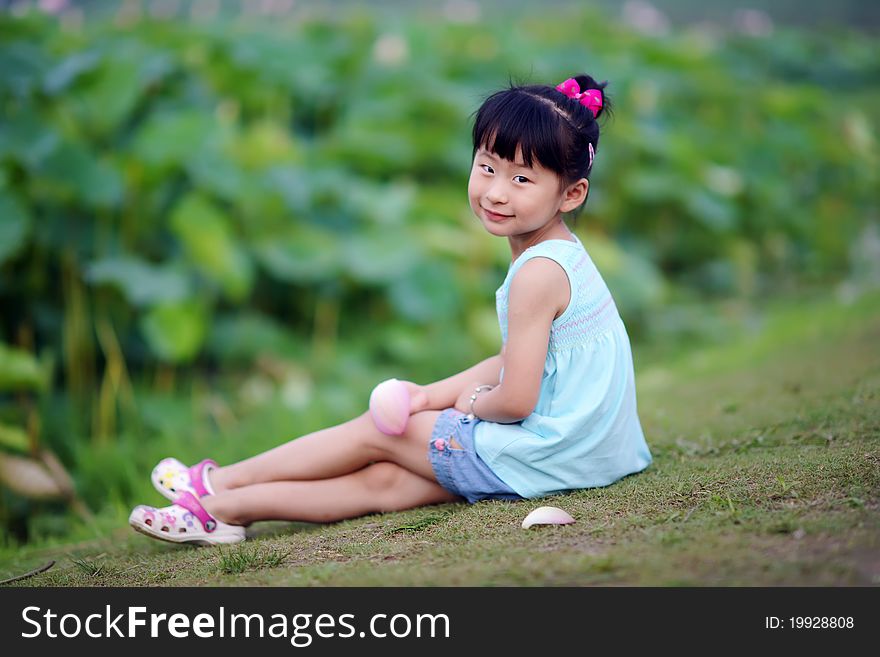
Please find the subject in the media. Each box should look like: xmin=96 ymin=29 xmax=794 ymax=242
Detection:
xmin=151 ymin=457 xmax=217 ymax=501
xmin=129 ymin=491 xmax=245 ymax=546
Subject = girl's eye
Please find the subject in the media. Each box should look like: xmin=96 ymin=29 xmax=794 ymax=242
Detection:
xmin=513 ymin=175 xmax=530 ymax=184
xmin=481 ymin=164 xmax=494 ymax=174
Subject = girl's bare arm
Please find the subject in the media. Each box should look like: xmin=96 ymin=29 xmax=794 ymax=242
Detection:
xmin=417 ymin=353 xmax=504 ymax=411
xmin=462 ymin=258 xmax=568 ymax=423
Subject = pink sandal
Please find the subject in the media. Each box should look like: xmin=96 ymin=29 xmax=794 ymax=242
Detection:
xmin=129 ymin=491 xmax=245 ymax=545
xmin=151 ymin=457 xmax=217 ymax=501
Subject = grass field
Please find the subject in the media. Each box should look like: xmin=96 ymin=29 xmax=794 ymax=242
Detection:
xmin=2 ymin=290 xmax=878 ymax=586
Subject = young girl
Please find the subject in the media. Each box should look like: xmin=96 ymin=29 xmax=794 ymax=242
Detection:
xmin=129 ymin=73 xmax=653 ymax=545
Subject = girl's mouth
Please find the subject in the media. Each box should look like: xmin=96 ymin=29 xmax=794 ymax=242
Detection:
xmin=483 ymin=207 xmax=513 ymax=222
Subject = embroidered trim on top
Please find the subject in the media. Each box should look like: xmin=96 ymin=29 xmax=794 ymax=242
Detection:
xmin=495 ymin=244 xmax=619 ymax=352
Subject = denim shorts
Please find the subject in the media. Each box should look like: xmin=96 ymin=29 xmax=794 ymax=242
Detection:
xmin=428 ymin=408 xmax=522 ymax=504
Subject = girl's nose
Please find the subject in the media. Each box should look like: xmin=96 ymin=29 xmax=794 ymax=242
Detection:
xmin=486 ymin=181 xmax=507 ymax=204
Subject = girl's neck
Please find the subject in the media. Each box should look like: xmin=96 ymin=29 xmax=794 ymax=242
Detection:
xmin=508 ymin=217 xmax=576 ymax=262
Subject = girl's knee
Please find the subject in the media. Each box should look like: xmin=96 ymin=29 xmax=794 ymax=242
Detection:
xmin=364 ymin=461 xmax=426 ymax=512
xmin=360 ymin=462 xmax=403 ymax=496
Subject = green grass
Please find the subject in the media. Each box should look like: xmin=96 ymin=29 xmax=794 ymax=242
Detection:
xmin=217 ymin=544 xmax=289 ymax=575
xmin=2 ymin=290 xmax=878 ymax=586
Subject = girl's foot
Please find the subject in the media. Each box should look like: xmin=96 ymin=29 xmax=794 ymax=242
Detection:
xmin=152 ymin=457 xmax=217 ymax=500
xmin=129 ymin=491 xmax=245 ymax=546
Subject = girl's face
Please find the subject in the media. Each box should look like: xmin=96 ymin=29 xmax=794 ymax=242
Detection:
xmin=468 ymin=146 xmax=587 ymax=242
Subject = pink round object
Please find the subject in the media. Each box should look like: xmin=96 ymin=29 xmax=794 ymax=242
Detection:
xmin=369 ymin=378 xmax=411 ymax=436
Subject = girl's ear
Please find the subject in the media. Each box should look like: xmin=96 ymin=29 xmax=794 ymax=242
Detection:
xmin=560 ymin=178 xmax=589 ymax=213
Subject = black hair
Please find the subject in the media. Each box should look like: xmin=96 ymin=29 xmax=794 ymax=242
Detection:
xmin=471 ymin=74 xmax=612 ymax=214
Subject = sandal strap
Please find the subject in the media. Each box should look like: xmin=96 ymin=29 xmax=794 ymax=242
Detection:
xmin=187 ymin=459 xmax=217 ymax=497
xmin=174 ymin=491 xmax=217 ymax=533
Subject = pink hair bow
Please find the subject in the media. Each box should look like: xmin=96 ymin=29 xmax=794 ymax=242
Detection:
xmin=556 ymin=78 xmax=599 ymax=167
xmin=555 ymin=78 xmax=603 ymax=118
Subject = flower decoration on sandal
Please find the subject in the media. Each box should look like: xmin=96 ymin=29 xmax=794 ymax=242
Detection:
xmin=129 ymin=491 xmax=244 ymax=546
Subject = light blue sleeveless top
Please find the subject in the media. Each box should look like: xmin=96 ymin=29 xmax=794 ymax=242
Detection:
xmin=473 ymin=235 xmax=652 ymax=498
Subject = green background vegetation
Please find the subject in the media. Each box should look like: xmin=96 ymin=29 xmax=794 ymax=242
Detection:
xmin=0 ymin=0 xmax=877 ymax=573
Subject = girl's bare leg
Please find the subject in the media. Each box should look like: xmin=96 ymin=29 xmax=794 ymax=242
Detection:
xmin=202 ymin=462 xmax=460 ymax=525
xmin=209 ymin=410 xmax=444 ymax=492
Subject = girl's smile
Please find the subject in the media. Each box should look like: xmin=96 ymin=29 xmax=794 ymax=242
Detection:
xmin=482 ymin=207 xmax=514 ymax=222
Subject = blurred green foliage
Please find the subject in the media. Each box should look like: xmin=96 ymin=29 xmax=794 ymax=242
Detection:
xmin=0 ymin=4 xmax=877 ymax=544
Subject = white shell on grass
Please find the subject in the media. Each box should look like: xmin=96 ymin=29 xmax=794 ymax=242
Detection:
xmin=521 ymin=506 xmax=575 ymax=529
xmin=369 ymin=378 xmax=411 ymax=435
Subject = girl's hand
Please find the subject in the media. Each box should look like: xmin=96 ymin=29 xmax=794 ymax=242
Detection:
xmin=399 ymin=381 xmax=430 ymax=414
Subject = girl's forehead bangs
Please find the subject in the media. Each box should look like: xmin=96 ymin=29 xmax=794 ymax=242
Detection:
xmin=474 ymin=95 xmax=563 ymax=172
